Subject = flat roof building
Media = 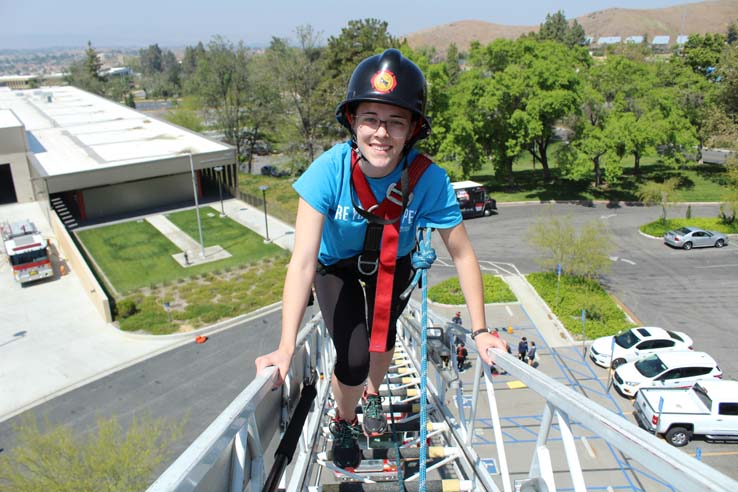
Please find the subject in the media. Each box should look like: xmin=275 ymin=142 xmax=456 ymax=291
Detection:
xmin=0 ymin=86 xmax=236 ymax=226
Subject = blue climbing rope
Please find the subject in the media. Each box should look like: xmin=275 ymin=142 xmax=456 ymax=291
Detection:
xmin=413 ymin=228 xmax=435 ymax=491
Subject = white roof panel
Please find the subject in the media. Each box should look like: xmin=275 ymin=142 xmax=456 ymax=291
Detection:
xmin=625 ymin=36 xmax=644 ymax=44
xmin=0 ymin=108 xmax=22 ymax=129
xmin=676 ymin=35 xmax=689 ymax=44
xmin=652 ymin=35 xmax=671 ymax=45
xmin=0 ymin=86 xmax=230 ymax=177
xmin=598 ymin=36 xmax=622 ymax=45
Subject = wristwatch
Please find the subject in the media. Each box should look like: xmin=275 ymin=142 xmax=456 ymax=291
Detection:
xmin=470 ymin=328 xmax=489 ymax=340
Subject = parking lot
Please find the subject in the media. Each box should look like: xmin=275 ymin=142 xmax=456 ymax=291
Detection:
xmin=429 ymin=202 xmax=738 ymax=484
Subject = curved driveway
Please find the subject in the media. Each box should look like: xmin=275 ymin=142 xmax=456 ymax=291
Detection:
xmin=441 ymin=202 xmax=738 ymax=379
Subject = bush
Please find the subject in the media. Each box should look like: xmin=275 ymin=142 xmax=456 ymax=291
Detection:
xmin=686 ymin=204 xmax=692 ymax=219
xmin=115 ymin=298 xmax=138 ymax=319
xmin=0 ymin=413 xmax=184 ymax=491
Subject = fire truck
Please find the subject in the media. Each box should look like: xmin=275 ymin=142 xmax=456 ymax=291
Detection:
xmin=1 ymin=219 xmax=53 ymax=284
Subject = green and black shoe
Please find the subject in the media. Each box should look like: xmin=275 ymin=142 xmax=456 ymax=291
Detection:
xmin=361 ymin=392 xmax=388 ymax=436
xmin=329 ymin=417 xmax=362 ymax=469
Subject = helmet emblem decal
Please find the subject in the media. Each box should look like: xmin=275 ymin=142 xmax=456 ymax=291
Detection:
xmin=370 ymin=70 xmax=397 ymax=94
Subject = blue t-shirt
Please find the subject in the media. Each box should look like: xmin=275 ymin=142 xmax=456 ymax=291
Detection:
xmin=293 ymin=142 xmax=462 ymax=266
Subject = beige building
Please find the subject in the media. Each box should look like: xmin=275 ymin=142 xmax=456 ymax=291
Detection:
xmin=0 ymin=86 xmax=235 ymax=227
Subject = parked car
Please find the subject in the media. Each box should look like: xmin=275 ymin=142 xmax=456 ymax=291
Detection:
xmin=589 ymin=327 xmax=693 ymax=369
xmin=613 ymin=351 xmax=722 ymax=398
xmin=451 ymin=181 xmax=496 ymax=218
xmin=260 ymin=165 xmax=289 ymax=177
xmin=664 ymin=227 xmax=728 ymax=250
xmin=634 ymin=380 xmax=738 ymax=447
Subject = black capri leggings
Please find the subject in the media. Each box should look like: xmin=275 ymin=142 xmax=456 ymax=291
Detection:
xmin=314 ymin=255 xmax=413 ymax=386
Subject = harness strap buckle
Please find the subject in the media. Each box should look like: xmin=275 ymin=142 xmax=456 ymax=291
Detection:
xmin=385 ymin=182 xmax=413 ymax=207
xmin=357 ymin=254 xmax=379 ymax=276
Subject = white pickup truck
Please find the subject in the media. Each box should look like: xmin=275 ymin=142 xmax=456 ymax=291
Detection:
xmin=633 ymin=380 xmax=738 ymax=447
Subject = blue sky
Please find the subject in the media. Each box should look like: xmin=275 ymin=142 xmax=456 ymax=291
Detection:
xmin=2 ymin=0 xmax=693 ymax=49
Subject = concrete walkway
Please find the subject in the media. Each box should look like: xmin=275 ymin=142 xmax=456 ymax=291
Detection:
xmin=216 ymin=199 xmax=295 ymax=251
xmin=503 ymin=274 xmax=575 ymax=348
xmin=145 ymin=214 xmax=231 ymax=267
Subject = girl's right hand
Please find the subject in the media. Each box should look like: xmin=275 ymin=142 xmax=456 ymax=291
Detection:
xmin=255 ymin=348 xmax=293 ymax=388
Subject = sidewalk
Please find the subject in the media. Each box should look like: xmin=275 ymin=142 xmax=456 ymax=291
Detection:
xmin=218 ymin=198 xmax=295 ymax=251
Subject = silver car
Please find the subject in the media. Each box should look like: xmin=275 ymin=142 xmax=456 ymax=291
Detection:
xmin=663 ymin=227 xmax=728 ymax=250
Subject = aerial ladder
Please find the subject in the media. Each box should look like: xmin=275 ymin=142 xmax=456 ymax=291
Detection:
xmin=149 ymin=297 xmax=738 ymax=492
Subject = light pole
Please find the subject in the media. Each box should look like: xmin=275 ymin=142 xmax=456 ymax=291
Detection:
xmin=188 ymin=153 xmax=206 ymax=257
xmin=259 ymin=185 xmax=270 ymax=243
xmin=213 ymin=166 xmax=225 ymax=217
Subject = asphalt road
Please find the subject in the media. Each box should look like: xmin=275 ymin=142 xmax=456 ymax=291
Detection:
xmin=428 ymin=202 xmax=738 ymax=378
xmin=0 ymin=307 xmax=315 ymax=477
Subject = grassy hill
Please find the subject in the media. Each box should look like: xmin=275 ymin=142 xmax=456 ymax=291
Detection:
xmin=405 ymin=0 xmax=738 ymax=56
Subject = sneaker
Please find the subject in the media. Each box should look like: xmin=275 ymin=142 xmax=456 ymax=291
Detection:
xmin=361 ymin=393 xmax=388 ymax=436
xmin=329 ymin=417 xmax=362 ymax=469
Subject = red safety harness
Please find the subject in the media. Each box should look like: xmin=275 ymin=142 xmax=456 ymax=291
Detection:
xmin=350 ymin=149 xmax=432 ymax=352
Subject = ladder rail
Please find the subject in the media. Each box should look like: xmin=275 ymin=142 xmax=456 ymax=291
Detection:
xmin=482 ymin=346 xmax=738 ymax=492
xmin=150 ymin=300 xmax=738 ymax=492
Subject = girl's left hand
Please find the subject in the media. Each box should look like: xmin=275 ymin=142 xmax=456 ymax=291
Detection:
xmin=474 ymin=332 xmax=507 ymax=365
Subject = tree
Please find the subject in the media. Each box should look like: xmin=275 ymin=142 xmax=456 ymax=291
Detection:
xmin=320 ymin=19 xmax=400 ymax=141
xmin=537 ymin=11 xmax=587 ymax=48
xmin=240 ymin=53 xmax=285 ymax=173
xmin=181 ymin=42 xmax=207 ymax=85
xmin=719 ymin=157 xmax=738 ymax=224
xmin=445 ymin=38 xmax=585 ymax=183
xmin=0 ymin=414 xmax=183 ymax=492
xmin=717 ymin=44 xmax=738 ymax=117
xmin=139 ymin=44 xmax=163 ymax=76
xmin=445 ymin=43 xmax=461 ymax=84
xmin=267 ymin=26 xmax=330 ymax=165
xmin=192 ymin=36 xmax=251 ymax=164
xmin=681 ymin=33 xmax=727 ymax=79
xmin=528 ymin=209 xmax=613 ymax=280
xmin=726 ymin=21 xmax=738 ymax=46
xmin=637 ymin=177 xmax=680 ymax=222
xmin=138 ymin=44 xmax=181 ymax=98
xmin=66 ymin=41 xmax=106 ymax=95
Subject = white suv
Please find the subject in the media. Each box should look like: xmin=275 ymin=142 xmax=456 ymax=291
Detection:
xmin=613 ymin=351 xmax=722 ymax=398
xmin=589 ymin=326 xmax=693 ymax=369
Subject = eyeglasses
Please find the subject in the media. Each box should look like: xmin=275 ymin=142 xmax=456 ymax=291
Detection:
xmin=354 ymin=113 xmax=411 ymax=138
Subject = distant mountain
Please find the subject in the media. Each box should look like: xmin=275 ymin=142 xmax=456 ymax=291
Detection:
xmin=405 ymin=0 xmax=738 ymax=55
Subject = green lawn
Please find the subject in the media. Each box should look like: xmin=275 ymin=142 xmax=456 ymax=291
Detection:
xmin=475 ymin=150 xmax=732 ymax=203
xmin=527 ymin=272 xmax=635 ymax=339
xmin=428 ymin=274 xmax=517 ymax=305
xmin=641 ymin=218 xmax=738 ymax=236
xmin=77 ymin=210 xmax=286 ymax=294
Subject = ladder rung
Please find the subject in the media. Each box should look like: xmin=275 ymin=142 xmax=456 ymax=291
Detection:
xmin=324 ymin=446 xmax=457 ymax=461
xmin=320 ymin=479 xmax=471 ymax=491
xmin=355 ymin=403 xmax=419 ymax=414
xmin=378 ymin=388 xmax=419 ymax=397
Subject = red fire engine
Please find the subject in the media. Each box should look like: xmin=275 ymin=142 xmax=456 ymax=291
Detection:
xmin=2 ymin=219 xmax=53 ymax=284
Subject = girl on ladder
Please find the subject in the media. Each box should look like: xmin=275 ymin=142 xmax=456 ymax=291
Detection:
xmin=256 ymin=48 xmax=507 ymax=469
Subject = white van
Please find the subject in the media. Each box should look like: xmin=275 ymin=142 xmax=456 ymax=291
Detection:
xmin=451 ymin=181 xmax=496 ymax=218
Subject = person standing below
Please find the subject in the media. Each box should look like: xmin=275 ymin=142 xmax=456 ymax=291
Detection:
xmin=255 ymin=49 xmax=507 ymax=470
xmin=527 ymin=340 xmax=537 ymax=367
xmin=456 ymin=342 xmax=468 ymax=371
xmin=452 ymin=311 xmax=463 ymax=325
xmin=517 ymin=336 xmax=528 ymax=361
